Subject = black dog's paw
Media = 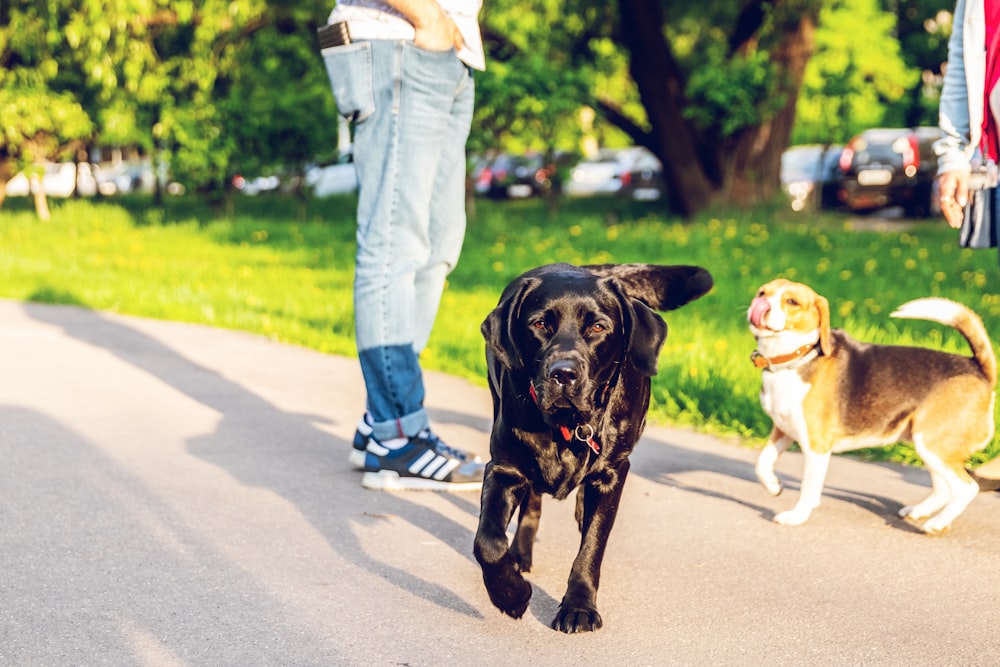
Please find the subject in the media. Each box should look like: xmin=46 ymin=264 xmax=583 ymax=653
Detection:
xmin=551 ymin=604 xmax=603 ymax=633
xmin=484 ymin=567 xmax=532 ymax=619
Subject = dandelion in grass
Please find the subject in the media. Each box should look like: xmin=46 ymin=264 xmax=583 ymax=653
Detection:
xmin=904 ymin=258 xmax=917 ymax=270
xmin=606 ymin=226 xmax=619 ymax=241
xmin=569 ymin=225 xmax=582 ymax=237
xmin=839 ymin=270 xmax=852 ymax=281
xmin=864 ymin=258 xmax=877 ymax=274
xmin=839 ymin=300 xmax=855 ymax=318
xmin=492 ymin=261 xmax=504 ymax=273
xmin=816 ymin=257 xmax=830 ymax=273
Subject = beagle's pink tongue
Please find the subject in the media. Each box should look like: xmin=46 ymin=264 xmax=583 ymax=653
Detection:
xmin=748 ymin=297 xmax=770 ymax=328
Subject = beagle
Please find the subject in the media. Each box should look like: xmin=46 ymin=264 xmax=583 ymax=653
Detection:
xmin=747 ymin=279 xmax=997 ymax=534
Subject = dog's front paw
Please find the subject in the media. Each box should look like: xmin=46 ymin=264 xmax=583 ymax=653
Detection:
xmin=483 ymin=564 xmax=532 ymax=619
xmin=917 ymin=515 xmax=952 ymax=536
xmin=757 ymin=472 xmax=783 ymax=496
xmin=551 ymin=603 xmax=603 ymax=633
xmin=772 ymin=508 xmax=812 ymax=526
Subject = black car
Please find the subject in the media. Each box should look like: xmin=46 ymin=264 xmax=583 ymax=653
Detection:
xmin=838 ymin=127 xmax=942 ymax=217
xmin=780 ymin=144 xmax=844 ymax=212
xmin=473 ymin=153 xmax=553 ymax=199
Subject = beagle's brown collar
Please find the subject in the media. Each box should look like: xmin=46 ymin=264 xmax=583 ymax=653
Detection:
xmin=750 ymin=342 xmax=819 ymax=370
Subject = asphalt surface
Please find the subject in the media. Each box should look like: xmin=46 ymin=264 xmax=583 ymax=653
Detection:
xmin=2 ymin=299 xmax=1000 ymax=666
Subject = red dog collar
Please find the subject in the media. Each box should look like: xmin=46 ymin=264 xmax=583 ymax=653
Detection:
xmin=528 ymin=383 xmax=601 ymax=454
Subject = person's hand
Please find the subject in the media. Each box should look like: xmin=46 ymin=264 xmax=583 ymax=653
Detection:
xmin=938 ymin=169 xmax=970 ymax=229
xmin=412 ymin=7 xmax=464 ymax=52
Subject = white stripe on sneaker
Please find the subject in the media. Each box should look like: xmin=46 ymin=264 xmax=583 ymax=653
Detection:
xmin=432 ymin=458 xmax=460 ymax=480
xmin=407 ymin=450 xmax=436 ymax=475
xmin=367 ymin=440 xmax=389 ymax=456
xmin=421 ymin=455 xmax=448 ymax=478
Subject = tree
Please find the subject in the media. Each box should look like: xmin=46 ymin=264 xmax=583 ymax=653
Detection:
xmin=477 ymin=0 xmax=938 ymax=217
xmin=0 ymin=2 xmax=94 ymax=218
xmin=602 ymin=0 xmax=822 ymax=215
xmin=219 ymin=1 xmax=341 ymax=215
xmin=475 ymin=1 xmax=826 ymax=216
xmin=793 ymin=0 xmax=939 ymax=145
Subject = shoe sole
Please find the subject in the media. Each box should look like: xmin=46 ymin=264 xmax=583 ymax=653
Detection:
xmin=361 ymin=470 xmax=482 ymax=492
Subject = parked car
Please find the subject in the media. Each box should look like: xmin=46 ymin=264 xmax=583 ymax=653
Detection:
xmin=563 ymin=147 xmax=664 ymax=201
xmin=780 ymin=144 xmax=844 ymax=212
xmin=233 ymin=174 xmax=281 ymax=196
xmin=306 ymin=150 xmax=358 ymax=197
xmin=97 ymin=160 xmax=156 ymax=195
xmin=5 ymin=162 xmax=97 ymax=198
xmin=474 ymin=152 xmax=553 ymax=199
xmin=838 ymin=127 xmax=942 ymax=217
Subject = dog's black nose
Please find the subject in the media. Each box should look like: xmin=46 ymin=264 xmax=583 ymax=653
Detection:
xmin=548 ymin=360 xmax=578 ymax=386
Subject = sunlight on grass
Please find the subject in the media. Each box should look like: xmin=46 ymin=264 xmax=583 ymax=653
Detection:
xmin=2 ymin=195 xmax=999 ymax=466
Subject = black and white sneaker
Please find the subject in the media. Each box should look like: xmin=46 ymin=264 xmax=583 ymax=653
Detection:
xmin=361 ymin=429 xmax=484 ymax=492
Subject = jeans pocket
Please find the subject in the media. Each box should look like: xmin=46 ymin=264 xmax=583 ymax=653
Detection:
xmin=322 ymin=42 xmax=375 ymax=123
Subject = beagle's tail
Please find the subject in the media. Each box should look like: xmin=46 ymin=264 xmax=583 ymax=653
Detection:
xmin=890 ymin=297 xmax=997 ymax=387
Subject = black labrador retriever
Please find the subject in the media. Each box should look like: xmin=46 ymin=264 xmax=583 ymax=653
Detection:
xmin=474 ymin=262 xmax=713 ymax=632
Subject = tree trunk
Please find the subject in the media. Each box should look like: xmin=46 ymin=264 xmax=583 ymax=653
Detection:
xmin=617 ymin=0 xmax=716 ymax=218
xmin=613 ymin=0 xmax=818 ymax=217
xmin=725 ymin=15 xmax=816 ymax=205
xmin=31 ymin=173 xmax=51 ymax=221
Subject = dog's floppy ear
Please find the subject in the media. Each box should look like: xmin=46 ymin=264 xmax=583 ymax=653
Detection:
xmin=627 ymin=298 xmax=668 ymax=377
xmin=601 ymin=277 xmax=668 ymax=377
xmin=481 ymin=277 xmax=539 ymax=370
xmin=815 ymin=293 xmax=832 ymax=356
xmin=584 ymin=263 xmax=713 ymax=311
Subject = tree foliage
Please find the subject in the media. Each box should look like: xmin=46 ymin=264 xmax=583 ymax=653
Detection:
xmin=0 ymin=2 xmax=93 ymax=214
xmin=0 ymin=0 xmax=955 ymax=218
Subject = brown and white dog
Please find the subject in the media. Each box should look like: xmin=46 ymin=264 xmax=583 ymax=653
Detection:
xmin=747 ymin=279 xmax=997 ymax=534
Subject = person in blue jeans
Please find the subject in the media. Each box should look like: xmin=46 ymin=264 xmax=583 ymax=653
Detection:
xmin=321 ymin=0 xmax=486 ymax=490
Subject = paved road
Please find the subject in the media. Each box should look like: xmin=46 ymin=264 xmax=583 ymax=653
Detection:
xmin=2 ymin=299 xmax=999 ymax=666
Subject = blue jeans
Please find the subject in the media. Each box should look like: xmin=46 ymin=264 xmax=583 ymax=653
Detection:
xmin=322 ymin=39 xmax=475 ymax=441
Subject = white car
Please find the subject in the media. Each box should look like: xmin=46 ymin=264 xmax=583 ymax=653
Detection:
xmin=5 ymin=162 xmax=97 ymax=197
xmin=564 ymin=147 xmax=664 ymax=201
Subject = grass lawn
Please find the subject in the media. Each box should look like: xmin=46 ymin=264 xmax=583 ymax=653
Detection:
xmin=2 ymin=193 xmax=998 ymax=465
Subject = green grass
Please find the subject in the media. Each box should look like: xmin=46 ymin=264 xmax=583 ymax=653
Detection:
xmin=2 ymin=193 xmax=999 ymax=466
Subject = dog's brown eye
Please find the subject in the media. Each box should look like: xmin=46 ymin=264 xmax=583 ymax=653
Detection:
xmin=591 ymin=323 xmax=605 ymax=333
xmin=786 ymin=298 xmax=799 ymax=307
xmin=531 ymin=320 xmax=546 ymax=330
